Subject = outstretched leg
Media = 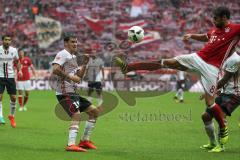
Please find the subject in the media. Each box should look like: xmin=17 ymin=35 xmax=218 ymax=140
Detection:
xmin=114 ymin=57 xmax=188 ymax=74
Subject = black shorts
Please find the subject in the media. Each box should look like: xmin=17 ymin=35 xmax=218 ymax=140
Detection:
xmin=56 ymin=94 xmax=92 ymax=117
xmin=177 ymin=80 xmax=185 ymax=90
xmin=208 ymin=93 xmax=240 ymax=116
xmin=0 ymin=78 xmax=16 ymax=95
xmin=88 ymin=82 xmax=102 ymax=91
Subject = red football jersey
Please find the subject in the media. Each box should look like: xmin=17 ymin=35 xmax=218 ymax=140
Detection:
xmin=17 ymin=57 xmax=32 ymax=81
xmin=197 ymin=23 xmax=240 ymax=67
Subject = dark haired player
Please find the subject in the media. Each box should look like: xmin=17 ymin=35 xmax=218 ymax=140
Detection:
xmin=52 ymin=35 xmax=102 ymax=152
xmin=0 ymin=35 xmax=22 ymax=128
xmin=115 ymin=6 xmax=240 ymax=144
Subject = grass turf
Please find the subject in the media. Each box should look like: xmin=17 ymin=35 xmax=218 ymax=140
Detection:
xmin=0 ymin=90 xmax=239 ymax=160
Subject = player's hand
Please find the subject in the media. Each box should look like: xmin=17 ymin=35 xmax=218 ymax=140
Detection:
xmin=183 ymin=34 xmax=192 ymax=42
xmin=83 ymin=54 xmax=90 ymax=65
xmin=68 ymin=75 xmax=81 ymax=83
xmin=18 ymin=70 xmax=23 ymax=78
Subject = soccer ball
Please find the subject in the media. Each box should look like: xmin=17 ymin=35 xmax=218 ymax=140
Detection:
xmin=128 ymin=26 xmax=144 ymax=43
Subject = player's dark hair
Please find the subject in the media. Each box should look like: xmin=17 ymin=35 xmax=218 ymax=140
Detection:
xmin=213 ymin=6 xmax=230 ymax=19
xmin=63 ymin=34 xmax=77 ymax=42
xmin=2 ymin=34 xmax=11 ymax=41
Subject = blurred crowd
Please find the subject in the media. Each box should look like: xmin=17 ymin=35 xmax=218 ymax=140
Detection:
xmin=0 ymin=0 xmax=239 ymax=69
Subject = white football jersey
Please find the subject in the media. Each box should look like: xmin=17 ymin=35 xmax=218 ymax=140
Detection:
xmin=0 ymin=45 xmax=18 ymax=78
xmin=52 ymin=49 xmax=79 ymax=95
xmin=222 ymin=52 xmax=240 ymax=95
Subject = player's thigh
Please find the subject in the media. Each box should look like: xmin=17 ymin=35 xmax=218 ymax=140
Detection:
xmin=200 ymin=70 xmax=218 ymax=98
xmin=56 ymin=94 xmax=80 ymax=117
xmin=77 ymin=96 xmax=92 ymax=113
xmin=172 ymin=53 xmax=202 ymax=71
xmin=201 ymin=111 xmax=213 ymax=123
xmin=163 ymin=58 xmax=188 ymax=71
xmin=18 ymin=90 xmax=23 ymax=95
xmin=25 ymin=90 xmax=30 ymax=97
xmin=6 ymin=78 xmax=16 ymax=95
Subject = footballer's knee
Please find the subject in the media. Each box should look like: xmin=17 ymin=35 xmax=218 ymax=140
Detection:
xmin=10 ymin=95 xmax=16 ymax=102
xmin=201 ymin=112 xmax=212 ymax=124
xmin=71 ymin=112 xmax=81 ymax=123
xmin=97 ymin=104 xmax=104 ymax=113
xmin=87 ymin=106 xmax=100 ymax=119
xmin=25 ymin=91 xmax=30 ymax=97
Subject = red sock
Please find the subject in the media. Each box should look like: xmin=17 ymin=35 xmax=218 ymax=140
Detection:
xmin=23 ymin=96 xmax=29 ymax=106
xmin=128 ymin=61 xmax=162 ymax=72
xmin=211 ymin=104 xmax=226 ymax=129
xmin=18 ymin=96 xmax=23 ymax=107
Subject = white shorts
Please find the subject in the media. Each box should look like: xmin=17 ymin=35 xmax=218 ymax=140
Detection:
xmin=174 ymin=53 xmax=219 ymax=95
xmin=16 ymin=80 xmax=32 ymax=91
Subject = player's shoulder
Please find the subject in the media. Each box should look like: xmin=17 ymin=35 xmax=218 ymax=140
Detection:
xmin=56 ymin=49 xmax=71 ymax=57
xmin=229 ymin=23 xmax=240 ymax=27
xmin=25 ymin=56 xmax=32 ymax=62
xmin=9 ymin=46 xmax=18 ymax=52
xmin=228 ymin=23 xmax=240 ymax=30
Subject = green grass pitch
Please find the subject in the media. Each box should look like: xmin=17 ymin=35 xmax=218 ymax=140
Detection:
xmin=0 ymin=90 xmax=239 ymax=160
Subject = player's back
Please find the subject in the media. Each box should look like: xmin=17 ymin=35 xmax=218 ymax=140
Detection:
xmin=197 ymin=23 xmax=240 ymax=68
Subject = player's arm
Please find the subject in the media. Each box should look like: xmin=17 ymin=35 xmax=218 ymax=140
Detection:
xmin=101 ymin=66 xmax=105 ymax=81
xmin=15 ymin=58 xmax=23 ymax=77
xmin=183 ymin=34 xmax=208 ymax=42
xmin=52 ymin=63 xmax=81 ymax=83
xmin=76 ymin=54 xmax=90 ymax=78
xmin=217 ymin=71 xmax=234 ymax=89
xmin=30 ymin=65 xmax=36 ymax=77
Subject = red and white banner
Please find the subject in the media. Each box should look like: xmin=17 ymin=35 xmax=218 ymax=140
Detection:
xmin=118 ymin=20 xmax=147 ymax=32
xmin=83 ymin=16 xmax=112 ymax=34
xmin=17 ymin=22 xmax=36 ymax=37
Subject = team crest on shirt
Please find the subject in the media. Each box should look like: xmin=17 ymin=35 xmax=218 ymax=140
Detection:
xmin=225 ymin=27 xmax=230 ymax=33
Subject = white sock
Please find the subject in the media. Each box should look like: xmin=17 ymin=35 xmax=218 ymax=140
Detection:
xmin=0 ymin=101 xmax=3 ymax=117
xmin=179 ymin=89 xmax=184 ymax=100
xmin=68 ymin=124 xmax=79 ymax=146
xmin=82 ymin=120 xmax=96 ymax=141
xmin=205 ymin=122 xmax=216 ymax=144
xmin=10 ymin=101 xmax=16 ymax=116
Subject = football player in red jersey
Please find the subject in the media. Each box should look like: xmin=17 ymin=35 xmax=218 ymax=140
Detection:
xmin=16 ymin=50 xmax=36 ymax=111
xmin=115 ymin=6 xmax=240 ymax=145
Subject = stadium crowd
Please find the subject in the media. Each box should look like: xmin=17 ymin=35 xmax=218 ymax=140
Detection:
xmin=0 ymin=0 xmax=239 ymax=69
